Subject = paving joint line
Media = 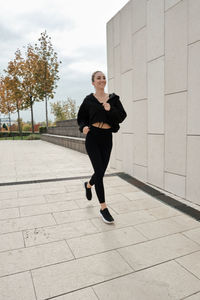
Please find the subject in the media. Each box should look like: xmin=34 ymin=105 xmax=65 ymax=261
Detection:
xmin=0 ymin=173 xmax=119 ymax=187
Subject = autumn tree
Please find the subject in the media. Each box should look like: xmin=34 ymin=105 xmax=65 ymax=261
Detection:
xmin=50 ymin=97 xmax=77 ymax=122
xmin=35 ymin=31 xmax=60 ymax=129
xmin=5 ymin=49 xmax=25 ymax=135
xmin=0 ymin=76 xmax=16 ymax=132
xmin=21 ymin=44 xmax=43 ymax=133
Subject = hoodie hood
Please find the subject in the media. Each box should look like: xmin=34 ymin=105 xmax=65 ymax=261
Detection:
xmin=86 ymin=93 xmax=118 ymax=100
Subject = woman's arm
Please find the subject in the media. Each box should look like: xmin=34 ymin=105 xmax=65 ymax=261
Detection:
xmin=77 ymin=100 xmax=89 ymax=132
xmin=106 ymin=96 xmax=127 ymax=123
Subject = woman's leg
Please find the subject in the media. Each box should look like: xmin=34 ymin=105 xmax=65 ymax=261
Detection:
xmin=98 ymin=133 xmax=112 ymax=209
xmin=88 ymin=133 xmax=112 ymax=185
xmin=85 ymin=132 xmax=112 ymax=204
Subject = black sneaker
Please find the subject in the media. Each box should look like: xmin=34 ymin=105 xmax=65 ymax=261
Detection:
xmin=100 ymin=208 xmax=114 ymax=224
xmin=84 ymin=182 xmax=92 ymax=200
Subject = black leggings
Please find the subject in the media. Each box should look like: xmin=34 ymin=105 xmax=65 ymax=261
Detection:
xmin=85 ymin=125 xmax=113 ymax=203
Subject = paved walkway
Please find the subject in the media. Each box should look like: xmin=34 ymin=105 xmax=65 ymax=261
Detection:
xmin=0 ymin=141 xmax=200 ymax=300
xmin=0 ymin=140 xmax=114 ymax=183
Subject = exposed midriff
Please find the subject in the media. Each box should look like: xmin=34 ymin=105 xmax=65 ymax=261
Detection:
xmin=92 ymin=122 xmax=111 ymax=129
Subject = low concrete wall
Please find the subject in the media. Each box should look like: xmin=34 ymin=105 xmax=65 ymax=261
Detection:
xmin=41 ymin=119 xmax=87 ymax=154
xmin=41 ymin=134 xmax=86 ymax=154
xmin=47 ymin=119 xmax=84 ymax=138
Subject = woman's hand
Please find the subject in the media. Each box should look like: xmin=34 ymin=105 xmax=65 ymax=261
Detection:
xmin=83 ymin=126 xmax=90 ymax=134
xmin=102 ymin=103 xmax=111 ymax=111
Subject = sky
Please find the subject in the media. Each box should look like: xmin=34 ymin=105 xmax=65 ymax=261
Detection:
xmin=0 ymin=0 xmax=128 ymax=123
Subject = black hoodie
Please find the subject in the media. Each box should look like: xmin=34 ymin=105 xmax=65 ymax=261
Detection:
xmin=77 ymin=93 xmax=127 ymax=133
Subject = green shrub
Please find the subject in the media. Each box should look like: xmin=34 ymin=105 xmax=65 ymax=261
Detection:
xmin=39 ymin=126 xmax=47 ymax=133
xmin=26 ymin=134 xmax=41 ymax=140
xmin=0 ymin=132 xmax=32 ymax=138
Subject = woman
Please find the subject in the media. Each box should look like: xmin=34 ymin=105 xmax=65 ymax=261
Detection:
xmin=77 ymin=70 xmax=127 ymax=224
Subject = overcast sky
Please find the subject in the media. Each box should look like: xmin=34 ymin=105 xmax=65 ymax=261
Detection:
xmin=0 ymin=0 xmax=128 ymax=123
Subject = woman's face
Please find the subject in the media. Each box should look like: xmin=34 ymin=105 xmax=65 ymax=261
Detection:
xmin=92 ymin=72 xmax=106 ymax=89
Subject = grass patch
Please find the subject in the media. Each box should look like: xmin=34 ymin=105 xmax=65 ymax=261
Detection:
xmin=0 ymin=134 xmax=41 ymax=140
xmin=26 ymin=134 xmax=41 ymax=140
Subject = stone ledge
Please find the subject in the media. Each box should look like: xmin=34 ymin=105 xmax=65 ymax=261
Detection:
xmin=43 ymin=133 xmax=85 ymax=141
xmin=41 ymin=134 xmax=86 ymax=154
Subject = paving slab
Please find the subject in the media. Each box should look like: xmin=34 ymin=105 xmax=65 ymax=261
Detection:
xmin=118 ymin=233 xmax=200 ymax=271
xmin=67 ymin=226 xmax=147 ymax=258
xmin=0 ymin=272 xmax=36 ymax=300
xmin=0 ymin=232 xmax=24 ymax=252
xmin=182 ymin=227 xmax=200 ymax=245
xmin=176 ymin=250 xmax=200 ymax=279
xmin=31 ymin=251 xmax=132 ymax=300
xmin=0 ymin=240 xmax=73 ymax=277
xmin=93 ymin=261 xmax=200 ymax=300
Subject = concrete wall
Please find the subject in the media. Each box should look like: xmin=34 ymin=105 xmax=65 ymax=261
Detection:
xmin=107 ymin=0 xmax=200 ymax=206
xmin=47 ymin=119 xmax=85 ymax=138
xmin=41 ymin=134 xmax=86 ymax=154
xmin=41 ymin=119 xmax=86 ymax=154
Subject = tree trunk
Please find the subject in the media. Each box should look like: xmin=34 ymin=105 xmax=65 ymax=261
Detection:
xmin=45 ymin=93 xmax=48 ymax=129
xmin=8 ymin=112 xmax=12 ymax=137
xmin=17 ymin=105 xmax=22 ymax=137
xmin=30 ymin=97 xmax=34 ymax=133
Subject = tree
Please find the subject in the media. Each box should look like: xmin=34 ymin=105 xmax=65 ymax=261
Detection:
xmin=21 ymin=44 xmax=42 ymax=133
xmin=5 ymin=49 xmax=25 ymax=136
xmin=50 ymin=97 xmax=77 ymax=122
xmin=0 ymin=76 xmax=16 ymax=132
xmin=35 ymin=31 xmax=61 ymax=129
